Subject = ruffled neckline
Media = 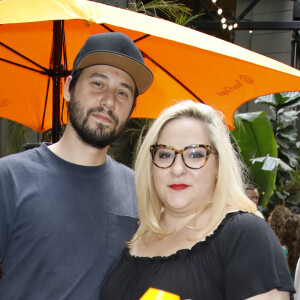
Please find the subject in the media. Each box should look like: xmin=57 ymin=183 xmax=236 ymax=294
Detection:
xmin=125 ymin=210 xmax=246 ymax=262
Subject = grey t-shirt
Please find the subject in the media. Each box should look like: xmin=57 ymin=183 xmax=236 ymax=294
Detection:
xmin=0 ymin=143 xmax=137 ymax=299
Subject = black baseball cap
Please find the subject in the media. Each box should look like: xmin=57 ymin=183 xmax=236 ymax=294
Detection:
xmin=71 ymin=32 xmax=153 ymax=95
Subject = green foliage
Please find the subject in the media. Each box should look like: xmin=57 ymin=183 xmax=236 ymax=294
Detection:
xmin=255 ymin=93 xmax=300 ymax=199
xmin=109 ymin=118 xmax=153 ymax=168
xmin=5 ymin=120 xmax=26 ymax=155
xmin=128 ymin=0 xmax=191 ymax=21
xmin=233 ymin=92 xmax=300 ymax=210
xmin=232 ymin=92 xmax=300 ymax=210
xmin=284 ymin=170 xmax=300 ymax=206
xmin=1 ymin=119 xmax=41 ymax=157
xmin=231 ymin=112 xmax=278 ymax=206
xmin=128 ymin=0 xmax=204 ymax=26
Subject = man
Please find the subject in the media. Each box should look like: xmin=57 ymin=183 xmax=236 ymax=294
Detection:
xmin=245 ymin=185 xmax=260 ymax=206
xmin=0 ymin=32 xmax=153 ymax=299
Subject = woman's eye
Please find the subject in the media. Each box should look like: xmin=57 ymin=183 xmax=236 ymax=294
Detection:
xmin=189 ymin=151 xmax=204 ymax=158
xmin=158 ymin=151 xmax=173 ymax=159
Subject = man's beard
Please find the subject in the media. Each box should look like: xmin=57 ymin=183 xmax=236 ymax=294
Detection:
xmin=68 ymin=96 xmax=128 ymax=149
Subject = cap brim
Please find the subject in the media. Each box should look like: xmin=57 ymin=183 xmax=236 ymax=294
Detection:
xmin=75 ymin=52 xmax=153 ymax=95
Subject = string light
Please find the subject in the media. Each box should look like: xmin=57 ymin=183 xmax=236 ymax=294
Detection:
xmin=211 ymin=1 xmax=239 ymax=31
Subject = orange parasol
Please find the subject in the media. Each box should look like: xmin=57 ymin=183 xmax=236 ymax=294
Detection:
xmin=1 ymin=0 xmax=300 ymax=141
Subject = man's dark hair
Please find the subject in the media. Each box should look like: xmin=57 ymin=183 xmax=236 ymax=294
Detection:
xmin=68 ymin=68 xmax=138 ymax=114
xmin=245 ymin=184 xmax=259 ymax=191
xmin=68 ymin=68 xmax=83 ymax=94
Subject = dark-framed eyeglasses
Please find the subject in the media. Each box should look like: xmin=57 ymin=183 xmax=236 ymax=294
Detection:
xmin=150 ymin=144 xmax=217 ymax=169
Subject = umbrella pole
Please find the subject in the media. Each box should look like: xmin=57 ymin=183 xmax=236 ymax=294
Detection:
xmin=52 ymin=20 xmax=63 ymax=143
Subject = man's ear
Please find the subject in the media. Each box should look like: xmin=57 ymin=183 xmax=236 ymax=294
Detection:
xmin=63 ymin=76 xmax=72 ymax=103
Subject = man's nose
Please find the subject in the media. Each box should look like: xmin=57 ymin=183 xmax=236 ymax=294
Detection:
xmin=99 ymin=89 xmax=115 ymax=110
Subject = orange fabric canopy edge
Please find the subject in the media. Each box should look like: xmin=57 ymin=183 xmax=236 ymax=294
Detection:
xmin=1 ymin=0 xmax=300 ymax=132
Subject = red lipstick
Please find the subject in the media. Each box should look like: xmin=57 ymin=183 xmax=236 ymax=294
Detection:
xmin=169 ymin=184 xmax=189 ymax=190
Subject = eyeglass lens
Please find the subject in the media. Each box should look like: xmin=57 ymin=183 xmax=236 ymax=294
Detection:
xmin=153 ymin=146 xmax=208 ymax=169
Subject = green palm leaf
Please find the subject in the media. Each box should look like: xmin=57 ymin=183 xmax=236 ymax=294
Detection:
xmin=232 ymin=112 xmax=278 ymax=206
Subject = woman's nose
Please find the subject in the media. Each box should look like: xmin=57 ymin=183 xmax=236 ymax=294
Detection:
xmin=170 ymin=154 xmax=187 ymax=177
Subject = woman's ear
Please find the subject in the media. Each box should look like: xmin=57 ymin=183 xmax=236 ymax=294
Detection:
xmin=63 ymin=76 xmax=72 ymax=103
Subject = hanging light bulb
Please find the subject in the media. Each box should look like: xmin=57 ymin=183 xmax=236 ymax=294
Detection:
xmin=217 ymin=8 xmax=223 ymax=15
xmin=212 ymin=0 xmax=217 ymax=3
xmin=249 ymin=30 xmax=253 ymax=34
xmin=222 ymin=24 xmax=227 ymax=29
xmin=233 ymin=23 xmax=238 ymax=28
xmin=228 ymin=25 xmax=233 ymax=30
xmin=221 ymin=17 xmax=226 ymax=23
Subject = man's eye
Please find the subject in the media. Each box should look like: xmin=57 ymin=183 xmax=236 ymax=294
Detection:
xmin=93 ymin=81 xmax=102 ymax=87
xmin=118 ymin=91 xmax=128 ymax=98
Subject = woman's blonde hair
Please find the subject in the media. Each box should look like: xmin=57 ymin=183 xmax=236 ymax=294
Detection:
xmin=129 ymin=100 xmax=260 ymax=246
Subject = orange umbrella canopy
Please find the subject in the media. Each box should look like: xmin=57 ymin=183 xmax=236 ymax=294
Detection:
xmin=1 ymin=0 xmax=300 ymax=135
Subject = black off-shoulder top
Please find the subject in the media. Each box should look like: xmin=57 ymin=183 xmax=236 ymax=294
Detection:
xmin=100 ymin=211 xmax=295 ymax=300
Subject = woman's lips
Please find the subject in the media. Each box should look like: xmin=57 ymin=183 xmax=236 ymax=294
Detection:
xmin=169 ymin=184 xmax=189 ymax=190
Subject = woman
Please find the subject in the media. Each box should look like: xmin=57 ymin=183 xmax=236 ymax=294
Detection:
xmin=268 ymin=205 xmax=293 ymax=253
xmin=100 ymin=101 xmax=294 ymax=300
xmin=245 ymin=184 xmax=260 ymax=207
xmin=295 ymin=257 xmax=300 ymax=300
xmin=283 ymin=214 xmax=300 ymax=280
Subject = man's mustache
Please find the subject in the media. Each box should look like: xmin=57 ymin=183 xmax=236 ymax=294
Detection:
xmin=87 ymin=106 xmax=119 ymax=125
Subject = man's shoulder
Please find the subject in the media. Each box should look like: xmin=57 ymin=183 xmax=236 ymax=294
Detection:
xmin=108 ymin=156 xmax=134 ymax=175
xmin=0 ymin=146 xmax=43 ymax=171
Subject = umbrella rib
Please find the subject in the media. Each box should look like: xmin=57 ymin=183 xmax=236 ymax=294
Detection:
xmin=143 ymin=53 xmax=204 ymax=103
xmin=133 ymin=35 xmax=150 ymax=43
xmin=99 ymin=24 xmax=150 ymax=43
xmin=0 ymin=58 xmax=47 ymax=75
xmin=0 ymin=41 xmax=48 ymax=72
xmin=100 ymin=24 xmax=114 ymax=32
xmin=41 ymin=77 xmax=51 ymax=131
xmin=61 ymin=29 xmax=68 ymax=126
